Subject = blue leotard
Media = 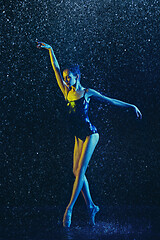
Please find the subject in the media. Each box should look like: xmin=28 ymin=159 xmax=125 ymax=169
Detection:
xmin=66 ymin=89 xmax=98 ymax=141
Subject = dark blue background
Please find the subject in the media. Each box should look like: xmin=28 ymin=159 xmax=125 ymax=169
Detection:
xmin=1 ymin=0 xmax=160 ymax=210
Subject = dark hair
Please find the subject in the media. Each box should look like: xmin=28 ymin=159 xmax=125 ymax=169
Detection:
xmin=69 ymin=64 xmax=81 ymax=77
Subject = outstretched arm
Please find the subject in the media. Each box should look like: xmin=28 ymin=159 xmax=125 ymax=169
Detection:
xmin=37 ymin=42 xmax=68 ymax=98
xmin=87 ymin=88 xmax=142 ymax=119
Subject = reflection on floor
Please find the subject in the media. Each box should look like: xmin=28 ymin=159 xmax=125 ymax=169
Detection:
xmin=1 ymin=205 xmax=160 ymax=240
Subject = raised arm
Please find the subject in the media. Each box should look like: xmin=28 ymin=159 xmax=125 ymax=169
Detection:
xmin=37 ymin=42 xmax=68 ymax=98
xmin=87 ymin=88 xmax=142 ymax=119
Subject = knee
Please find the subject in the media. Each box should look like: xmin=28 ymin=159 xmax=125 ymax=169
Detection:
xmin=73 ymin=167 xmax=85 ymax=179
xmin=97 ymin=133 xmax=99 ymax=142
xmin=73 ymin=168 xmax=77 ymax=176
xmin=93 ymin=133 xmax=99 ymax=144
xmin=76 ymin=166 xmax=86 ymax=179
xmin=88 ymin=133 xmax=99 ymax=145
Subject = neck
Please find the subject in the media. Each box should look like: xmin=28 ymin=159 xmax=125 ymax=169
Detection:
xmin=71 ymin=83 xmax=76 ymax=91
xmin=71 ymin=81 xmax=82 ymax=91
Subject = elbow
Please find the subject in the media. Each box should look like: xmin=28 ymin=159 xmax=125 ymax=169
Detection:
xmin=108 ymin=99 xmax=116 ymax=106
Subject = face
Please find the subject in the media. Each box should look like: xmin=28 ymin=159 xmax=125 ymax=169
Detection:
xmin=63 ymin=69 xmax=77 ymax=88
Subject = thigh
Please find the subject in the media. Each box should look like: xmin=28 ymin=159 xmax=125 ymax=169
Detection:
xmin=77 ymin=133 xmax=99 ymax=175
xmin=73 ymin=136 xmax=84 ymax=172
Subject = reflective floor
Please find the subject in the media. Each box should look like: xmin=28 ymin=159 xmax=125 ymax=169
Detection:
xmin=1 ymin=205 xmax=160 ymax=240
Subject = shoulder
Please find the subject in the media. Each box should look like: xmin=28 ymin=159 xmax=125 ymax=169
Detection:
xmin=85 ymin=88 xmax=102 ymax=98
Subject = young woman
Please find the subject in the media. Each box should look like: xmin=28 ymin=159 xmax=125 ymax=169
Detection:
xmin=37 ymin=42 xmax=142 ymax=228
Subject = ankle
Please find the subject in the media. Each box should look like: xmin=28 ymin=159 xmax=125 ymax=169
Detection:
xmin=87 ymin=202 xmax=94 ymax=209
xmin=66 ymin=205 xmax=73 ymax=213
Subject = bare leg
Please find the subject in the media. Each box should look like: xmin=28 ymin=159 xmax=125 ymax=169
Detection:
xmin=73 ymin=137 xmax=95 ymax=207
xmin=81 ymin=176 xmax=94 ymax=207
xmin=72 ymin=137 xmax=100 ymax=225
xmin=63 ymin=133 xmax=99 ymax=227
xmin=81 ymin=176 xmax=100 ymax=225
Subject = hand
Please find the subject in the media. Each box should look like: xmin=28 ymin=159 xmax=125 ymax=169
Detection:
xmin=133 ymin=105 xmax=142 ymax=119
xmin=36 ymin=42 xmax=52 ymax=50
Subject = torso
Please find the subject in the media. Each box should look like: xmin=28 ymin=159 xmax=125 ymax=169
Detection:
xmin=66 ymin=88 xmax=98 ymax=141
xmin=67 ymin=88 xmax=89 ymax=103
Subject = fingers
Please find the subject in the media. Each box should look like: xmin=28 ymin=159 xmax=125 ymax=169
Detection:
xmin=139 ymin=111 xmax=142 ymax=119
xmin=36 ymin=42 xmax=52 ymax=50
xmin=37 ymin=42 xmax=45 ymax=45
xmin=136 ymin=110 xmax=142 ymax=119
xmin=138 ymin=109 xmax=142 ymax=119
xmin=36 ymin=42 xmax=43 ymax=49
xmin=36 ymin=42 xmax=46 ymax=49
